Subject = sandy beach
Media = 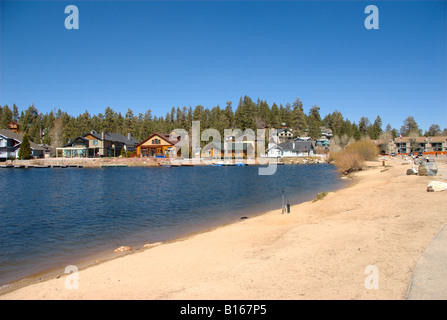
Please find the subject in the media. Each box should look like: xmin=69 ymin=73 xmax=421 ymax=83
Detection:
xmin=1 ymin=157 xmax=446 ymax=300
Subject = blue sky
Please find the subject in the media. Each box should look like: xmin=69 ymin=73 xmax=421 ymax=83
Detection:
xmin=1 ymin=0 xmax=446 ymax=132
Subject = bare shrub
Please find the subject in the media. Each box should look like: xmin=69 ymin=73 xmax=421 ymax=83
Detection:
xmin=331 ymin=151 xmax=365 ymax=174
xmin=345 ymin=139 xmax=379 ymax=161
xmin=331 ymin=140 xmax=379 ymax=174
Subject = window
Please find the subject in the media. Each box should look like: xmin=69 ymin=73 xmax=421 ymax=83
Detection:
xmin=92 ymin=140 xmax=98 ymax=146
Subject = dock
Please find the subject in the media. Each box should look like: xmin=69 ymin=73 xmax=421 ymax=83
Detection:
xmin=101 ymin=164 xmax=128 ymax=167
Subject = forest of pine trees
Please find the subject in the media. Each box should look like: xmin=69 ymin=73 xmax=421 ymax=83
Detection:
xmin=1 ymin=96 xmax=446 ymax=149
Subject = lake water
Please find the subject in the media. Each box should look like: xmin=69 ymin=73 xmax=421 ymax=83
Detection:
xmin=0 ymin=164 xmax=348 ymax=286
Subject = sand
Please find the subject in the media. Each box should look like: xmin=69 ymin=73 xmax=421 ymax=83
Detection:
xmin=1 ymin=157 xmax=446 ymax=300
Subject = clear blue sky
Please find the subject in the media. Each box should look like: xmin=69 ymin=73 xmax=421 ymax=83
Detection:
xmin=1 ymin=0 xmax=446 ymax=132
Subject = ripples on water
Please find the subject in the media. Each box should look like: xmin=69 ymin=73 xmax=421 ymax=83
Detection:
xmin=0 ymin=164 xmax=347 ymax=286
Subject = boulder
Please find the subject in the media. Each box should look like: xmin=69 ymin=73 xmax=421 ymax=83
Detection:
xmin=113 ymin=246 xmax=132 ymax=253
xmin=418 ymin=165 xmax=427 ymax=176
xmin=418 ymin=162 xmax=438 ymax=176
xmin=427 ymin=181 xmax=447 ymax=192
xmin=406 ymin=168 xmax=417 ymax=175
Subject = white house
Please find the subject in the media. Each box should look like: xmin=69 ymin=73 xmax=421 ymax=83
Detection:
xmin=266 ymin=140 xmax=316 ymax=157
xmin=0 ymin=129 xmax=45 ymax=160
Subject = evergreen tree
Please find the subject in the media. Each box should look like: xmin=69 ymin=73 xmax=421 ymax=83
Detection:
xmin=18 ymin=133 xmax=32 ymax=159
xmin=0 ymin=105 xmax=12 ymax=128
xmin=369 ymin=116 xmax=383 ymax=139
xmin=291 ymin=98 xmax=306 ymax=135
xmin=402 ymin=116 xmax=420 ymax=136
xmin=307 ymin=105 xmax=322 ymax=139
xmin=270 ymin=103 xmax=280 ymax=128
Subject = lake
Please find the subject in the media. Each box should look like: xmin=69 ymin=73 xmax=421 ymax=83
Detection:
xmin=0 ymin=164 xmax=348 ymax=286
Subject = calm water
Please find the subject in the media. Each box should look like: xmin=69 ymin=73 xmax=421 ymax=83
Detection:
xmin=0 ymin=164 xmax=347 ymax=286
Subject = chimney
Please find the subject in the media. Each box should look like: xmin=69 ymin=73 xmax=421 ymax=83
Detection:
xmin=293 ymin=142 xmax=295 ymax=149
xmin=101 ymin=130 xmax=104 ymax=141
xmin=128 ymin=133 xmax=131 ymax=140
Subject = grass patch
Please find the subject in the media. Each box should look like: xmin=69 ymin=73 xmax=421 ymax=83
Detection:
xmin=313 ymin=191 xmax=330 ymax=202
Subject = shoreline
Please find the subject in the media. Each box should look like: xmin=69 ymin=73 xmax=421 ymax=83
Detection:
xmin=1 ymin=157 xmax=446 ymax=299
xmin=4 ymin=155 xmax=329 ymax=168
xmin=0 ymin=166 xmax=350 ymax=295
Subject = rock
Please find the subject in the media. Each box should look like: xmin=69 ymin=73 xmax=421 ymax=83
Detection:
xmin=143 ymin=242 xmax=162 ymax=249
xmin=406 ymin=168 xmax=417 ymax=175
xmin=427 ymin=181 xmax=447 ymax=192
xmin=417 ymin=165 xmax=427 ymax=176
xmin=414 ymin=158 xmax=423 ymax=165
xmin=113 ymin=246 xmax=132 ymax=253
xmin=418 ymin=162 xmax=438 ymax=176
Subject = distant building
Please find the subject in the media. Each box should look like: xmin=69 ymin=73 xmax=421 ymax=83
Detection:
xmin=392 ymin=136 xmax=447 ymax=154
xmin=266 ymin=140 xmax=315 ymax=157
xmin=315 ymin=126 xmax=333 ymax=149
xmin=7 ymin=122 xmax=20 ymax=133
xmin=375 ymin=136 xmax=447 ymax=155
xmin=0 ymin=129 xmax=45 ymax=160
xmin=57 ymin=131 xmax=139 ymax=158
xmin=271 ymin=128 xmax=294 ymax=144
xmin=136 ymin=133 xmax=181 ymax=158
xmin=201 ymin=141 xmax=254 ymax=160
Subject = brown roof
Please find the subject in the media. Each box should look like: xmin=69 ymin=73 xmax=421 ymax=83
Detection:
xmin=394 ymin=136 xmax=447 ymax=143
xmin=136 ymin=132 xmax=180 ymax=147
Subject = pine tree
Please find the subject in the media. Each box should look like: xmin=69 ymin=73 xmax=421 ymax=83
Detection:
xmin=18 ymin=133 xmax=32 ymax=159
xmin=307 ymin=105 xmax=322 ymax=139
xmin=291 ymin=98 xmax=306 ymax=136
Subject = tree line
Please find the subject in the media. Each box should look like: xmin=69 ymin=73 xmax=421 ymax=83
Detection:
xmin=1 ymin=96 xmax=446 ymax=149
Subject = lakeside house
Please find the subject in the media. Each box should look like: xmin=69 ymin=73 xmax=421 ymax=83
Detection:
xmin=201 ymin=141 xmax=254 ymax=160
xmin=315 ymin=126 xmax=333 ymax=149
xmin=267 ymin=139 xmax=316 ymax=158
xmin=271 ymin=128 xmax=294 ymax=144
xmin=57 ymin=131 xmax=139 ymax=158
xmin=136 ymin=132 xmax=182 ymax=158
xmin=0 ymin=129 xmax=45 ymax=160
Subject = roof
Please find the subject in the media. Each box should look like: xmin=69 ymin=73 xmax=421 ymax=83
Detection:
xmin=278 ymin=140 xmax=315 ymax=151
xmin=320 ymin=126 xmax=333 ymax=135
xmin=84 ymin=131 xmax=140 ymax=146
xmin=136 ymin=132 xmax=179 ymax=148
xmin=62 ymin=136 xmax=89 ymax=148
xmin=202 ymin=141 xmax=253 ymax=152
xmin=394 ymin=136 xmax=447 ymax=143
xmin=0 ymin=129 xmax=45 ymax=151
xmin=274 ymin=128 xmax=293 ymax=135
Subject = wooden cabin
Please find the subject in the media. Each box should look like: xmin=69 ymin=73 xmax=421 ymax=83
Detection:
xmin=8 ymin=122 xmax=20 ymax=133
xmin=136 ymin=133 xmax=181 ymax=158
